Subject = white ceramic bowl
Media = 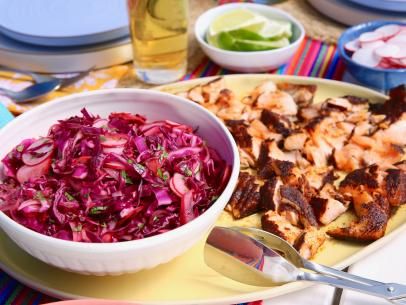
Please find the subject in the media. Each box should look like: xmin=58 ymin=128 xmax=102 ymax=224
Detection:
xmin=195 ymin=3 xmax=305 ymax=72
xmin=0 ymin=89 xmax=240 ymax=275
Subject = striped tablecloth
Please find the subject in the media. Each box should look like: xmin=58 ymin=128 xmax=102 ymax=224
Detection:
xmin=0 ymin=37 xmax=345 ymax=305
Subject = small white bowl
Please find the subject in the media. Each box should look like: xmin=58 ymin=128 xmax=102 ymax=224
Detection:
xmin=195 ymin=3 xmax=305 ymax=72
xmin=0 ymin=89 xmax=240 ymax=275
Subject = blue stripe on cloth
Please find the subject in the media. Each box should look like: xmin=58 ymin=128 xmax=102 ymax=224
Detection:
xmin=0 ymin=103 xmax=14 ymax=128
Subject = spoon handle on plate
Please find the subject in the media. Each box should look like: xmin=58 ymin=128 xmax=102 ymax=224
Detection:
xmin=300 ymin=270 xmax=406 ymax=302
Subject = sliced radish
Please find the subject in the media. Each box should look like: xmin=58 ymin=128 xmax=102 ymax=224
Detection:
xmin=387 ymin=34 xmax=406 ymax=44
xmin=359 ymin=31 xmax=383 ymax=43
xmin=352 ymin=47 xmax=381 ymax=67
xmin=16 ymin=158 xmax=52 ymax=184
xmin=345 ymin=39 xmax=360 ymax=52
xmin=375 ymin=24 xmax=401 ymax=39
xmin=375 ymin=44 xmax=400 ymax=58
xmin=361 ymin=40 xmax=385 ymax=49
xmin=22 ymin=137 xmax=54 ymax=166
xmin=388 ymin=42 xmax=406 ymax=58
xmin=100 ymin=133 xmax=128 ymax=147
xmin=180 ymin=191 xmax=195 ymax=225
xmin=169 ymin=173 xmax=189 ymax=197
xmin=92 ymin=119 xmax=109 ymax=129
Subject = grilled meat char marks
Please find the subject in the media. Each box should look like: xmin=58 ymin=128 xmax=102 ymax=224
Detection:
xmin=179 ymin=79 xmax=406 ymax=258
xmin=226 ymin=172 xmax=261 ymax=219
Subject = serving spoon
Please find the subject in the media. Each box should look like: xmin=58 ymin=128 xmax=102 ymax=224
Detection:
xmin=205 ymin=226 xmax=406 ymax=304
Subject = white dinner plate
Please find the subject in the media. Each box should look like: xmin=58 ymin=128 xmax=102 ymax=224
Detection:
xmin=0 ymin=0 xmax=129 ymax=47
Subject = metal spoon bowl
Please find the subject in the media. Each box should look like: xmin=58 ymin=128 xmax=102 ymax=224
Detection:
xmin=205 ymin=227 xmax=406 ymax=304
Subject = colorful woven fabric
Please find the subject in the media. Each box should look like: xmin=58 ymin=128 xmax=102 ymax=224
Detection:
xmin=0 ymin=36 xmax=345 ymax=305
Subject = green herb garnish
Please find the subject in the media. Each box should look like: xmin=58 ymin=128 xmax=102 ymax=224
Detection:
xmin=64 ymin=192 xmax=75 ymax=201
xmin=72 ymin=224 xmax=82 ymax=232
xmin=184 ymin=167 xmax=193 ymax=177
xmin=34 ymin=191 xmax=45 ymax=201
xmin=89 ymin=206 xmax=108 ymax=215
xmin=121 ymin=170 xmax=134 ymax=184
xmin=127 ymin=159 xmax=134 ymax=164
xmin=99 ymin=135 xmax=107 ymax=141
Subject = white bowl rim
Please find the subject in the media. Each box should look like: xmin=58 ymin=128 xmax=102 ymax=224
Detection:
xmin=194 ymin=2 xmax=306 ymax=56
xmin=0 ymin=88 xmax=240 ymax=252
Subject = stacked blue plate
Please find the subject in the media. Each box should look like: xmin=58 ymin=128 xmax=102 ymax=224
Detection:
xmin=308 ymin=0 xmax=406 ymax=26
xmin=0 ymin=0 xmax=132 ymax=73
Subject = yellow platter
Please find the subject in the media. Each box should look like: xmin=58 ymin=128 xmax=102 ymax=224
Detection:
xmin=0 ymin=74 xmax=404 ymax=305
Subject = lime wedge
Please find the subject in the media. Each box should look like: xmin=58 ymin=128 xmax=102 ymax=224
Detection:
xmin=258 ymin=20 xmax=292 ymax=40
xmin=208 ymin=9 xmax=267 ymax=37
xmin=217 ymin=31 xmax=290 ymax=51
xmin=233 ymin=37 xmax=290 ymax=51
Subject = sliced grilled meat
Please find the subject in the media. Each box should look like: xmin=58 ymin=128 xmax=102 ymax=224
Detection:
xmin=277 ymin=83 xmax=317 ymax=107
xmin=279 ymin=186 xmax=318 ymax=228
xmin=294 ymin=228 xmax=326 ymax=259
xmin=384 ymin=168 xmax=406 ymax=206
xmin=227 ymin=172 xmax=260 ymax=219
xmin=261 ymin=210 xmax=303 ymax=245
xmin=260 ymin=110 xmax=292 ymax=137
xmin=259 ymin=176 xmax=282 ymax=211
xmin=225 ymin=120 xmax=252 ymax=149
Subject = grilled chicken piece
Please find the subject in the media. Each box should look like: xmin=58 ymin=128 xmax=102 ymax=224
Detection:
xmin=225 ymin=120 xmax=252 ymax=149
xmin=395 ymin=160 xmax=406 ymax=172
xmin=278 ymin=203 xmax=300 ymax=226
xmin=334 ymin=143 xmax=364 ymax=172
xmin=372 ymin=84 xmax=405 ymax=122
xmin=227 ymin=172 xmax=260 ymax=219
xmin=186 ymin=85 xmax=205 ymax=103
xmin=384 ymin=168 xmax=406 ymax=206
xmin=284 ymin=132 xmax=308 ymax=151
xmin=260 ymin=109 xmax=292 ymax=137
xmin=256 ymin=90 xmax=298 ymax=116
xmin=268 ymin=140 xmax=301 ymax=164
xmin=216 ymin=89 xmax=246 ymax=120
xmin=248 ymin=119 xmax=281 ymax=141
xmin=279 ymin=186 xmax=318 ymax=228
xmin=250 ymin=80 xmax=277 ymax=101
xmin=327 ymin=165 xmax=390 ymax=241
xmin=239 ymin=148 xmax=256 ymax=169
xmin=261 ymin=210 xmax=303 ymax=245
xmin=259 ymin=176 xmax=283 ymax=211
xmin=294 ymin=228 xmax=326 ymax=259
xmin=327 ymin=195 xmax=389 ymax=241
xmin=299 ymin=105 xmax=321 ymax=121
xmin=310 ymin=184 xmax=349 ymax=225
xmin=304 ymin=116 xmax=354 ymax=168
xmin=277 ymin=83 xmax=317 ymax=107
xmin=258 ymin=158 xmax=295 ymax=180
xmin=202 ymin=77 xmax=226 ymax=104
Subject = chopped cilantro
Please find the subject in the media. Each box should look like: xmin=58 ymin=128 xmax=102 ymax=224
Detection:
xmin=127 ymin=159 xmax=134 ymax=164
xmin=89 ymin=206 xmax=108 ymax=215
xmin=157 ymin=168 xmax=169 ymax=181
xmin=99 ymin=135 xmax=107 ymax=141
xmin=72 ymin=224 xmax=82 ymax=232
xmin=121 ymin=170 xmax=133 ymax=184
xmin=157 ymin=144 xmax=163 ymax=150
xmin=16 ymin=145 xmax=24 ymax=152
xmin=64 ymin=192 xmax=75 ymax=201
xmin=34 ymin=191 xmax=45 ymax=201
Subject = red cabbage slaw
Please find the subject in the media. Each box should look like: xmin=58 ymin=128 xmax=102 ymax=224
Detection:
xmin=0 ymin=109 xmax=231 ymax=243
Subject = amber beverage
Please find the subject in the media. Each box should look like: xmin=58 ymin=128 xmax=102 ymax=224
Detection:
xmin=127 ymin=0 xmax=188 ymax=84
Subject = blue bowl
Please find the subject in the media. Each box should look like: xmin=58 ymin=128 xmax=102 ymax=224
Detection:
xmin=338 ymin=21 xmax=406 ymax=92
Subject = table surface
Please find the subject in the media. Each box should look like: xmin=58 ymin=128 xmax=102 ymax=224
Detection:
xmin=0 ymin=11 xmax=402 ymax=305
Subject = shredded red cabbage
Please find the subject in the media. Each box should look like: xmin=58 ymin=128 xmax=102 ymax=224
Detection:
xmin=0 ymin=109 xmax=230 ymax=243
